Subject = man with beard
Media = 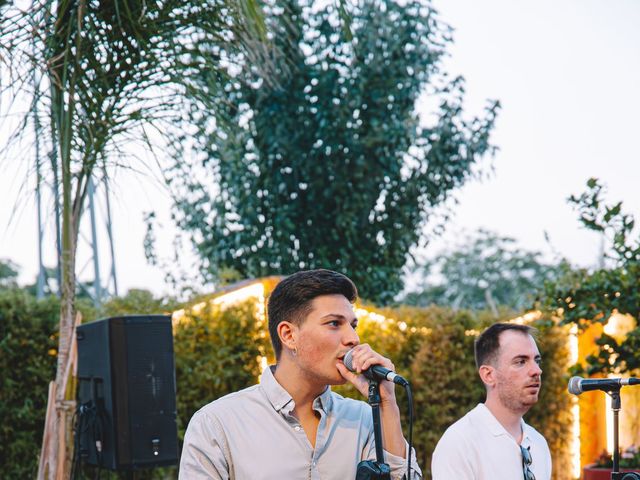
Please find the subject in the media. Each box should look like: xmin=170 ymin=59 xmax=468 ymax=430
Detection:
xmin=431 ymin=323 xmax=551 ymax=480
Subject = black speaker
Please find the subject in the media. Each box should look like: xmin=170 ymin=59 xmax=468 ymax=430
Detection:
xmin=76 ymin=315 xmax=178 ymax=470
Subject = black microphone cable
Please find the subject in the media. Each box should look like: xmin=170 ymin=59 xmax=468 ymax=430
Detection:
xmin=403 ymin=382 xmax=414 ymax=480
xmin=92 ymin=403 xmax=105 ymax=480
xmin=71 ymin=400 xmax=100 ymax=480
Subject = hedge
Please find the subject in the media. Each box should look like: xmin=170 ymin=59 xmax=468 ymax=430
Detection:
xmin=1 ymin=290 xmax=572 ymax=479
xmin=173 ymin=301 xmax=572 ymax=480
xmin=0 ymin=289 xmax=60 ymax=478
xmin=0 ymin=289 xmax=170 ymax=479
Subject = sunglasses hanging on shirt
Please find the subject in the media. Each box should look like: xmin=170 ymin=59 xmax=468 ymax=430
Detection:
xmin=520 ymin=445 xmax=536 ymax=480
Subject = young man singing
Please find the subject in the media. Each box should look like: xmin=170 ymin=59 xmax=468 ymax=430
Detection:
xmin=179 ymin=269 xmax=420 ymax=479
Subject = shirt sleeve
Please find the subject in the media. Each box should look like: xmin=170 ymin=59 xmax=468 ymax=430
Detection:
xmin=385 ymin=443 xmax=422 ymax=480
xmin=431 ymin=428 xmax=475 ymax=480
xmin=179 ymin=409 xmax=231 ymax=480
xmin=363 ymin=428 xmax=423 ymax=480
xmin=542 ymin=436 xmax=553 ymax=480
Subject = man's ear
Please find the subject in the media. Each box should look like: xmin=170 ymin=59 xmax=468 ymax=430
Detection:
xmin=277 ymin=321 xmax=297 ymax=352
xmin=478 ymin=365 xmax=496 ymax=387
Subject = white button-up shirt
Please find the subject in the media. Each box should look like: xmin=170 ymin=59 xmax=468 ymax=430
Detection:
xmin=431 ymin=403 xmax=551 ymax=480
xmin=179 ymin=366 xmax=421 ymax=479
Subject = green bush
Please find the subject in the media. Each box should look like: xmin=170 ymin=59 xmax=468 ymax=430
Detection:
xmin=1 ymin=287 xmax=571 ymax=480
xmin=0 ymin=288 xmax=60 ymax=478
xmin=99 ymin=289 xmax=180 ymax=319
xmin=0 ymin=288 xmax=173 ymax=479
xmin=173 ymin=300 xmax=272 ymax=440
xmin=399 ymin=308 xmax=487 ymax=476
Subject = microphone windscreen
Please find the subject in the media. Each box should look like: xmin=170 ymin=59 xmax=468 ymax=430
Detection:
xmin=568 ymin=376 xmax=583 ymax=395
xmin=343 ymin=348 xmax=355 ymax=372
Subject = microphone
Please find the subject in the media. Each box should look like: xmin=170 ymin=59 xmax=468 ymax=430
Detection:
xmin=568 ymin=376 xmax=640 ymax=395
xmin=343 ymin=348 xmax=409 ymax=386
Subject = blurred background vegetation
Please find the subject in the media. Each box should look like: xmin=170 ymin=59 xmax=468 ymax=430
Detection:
xmin=0 ymin=278 xmax=574 ymax=479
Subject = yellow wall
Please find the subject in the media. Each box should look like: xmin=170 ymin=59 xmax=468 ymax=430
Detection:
xmin=577 ymin=317 xmax=640 ymax=473
xmin=620 ymin=387 xmax=640 ymax=448
xmin=577 ymin=323 xmax=608 ymax=469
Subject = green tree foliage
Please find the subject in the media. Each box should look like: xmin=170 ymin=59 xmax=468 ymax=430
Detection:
xmin=404 ymin=229 xmax=566 ymax=313
xmin=0 ymin=258 xmax=19 ymax=287
xmin=543 ymin=178 xmax=640 ymax=375
xmin=169 ymin=0 xmax=499 ymax=303
xmin=99 ymin=288 xmax=179 ymax=318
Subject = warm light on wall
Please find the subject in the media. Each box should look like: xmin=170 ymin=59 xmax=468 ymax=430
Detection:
xmin=569 ymin=324 xmax=581 ymax=479
xmin=172 ymin=281 xmax=267 ymax=327
xmin=603 ymin=311 xmax=636 ymax=341
xmin=510 ymin=310 xmax=543 ymax=324
xmin=354 ymin=306 xmax=432 ymax=335
xmin=171 ymin=280 xmax=269 ymax=374
xmin=605 ymin=393 xmax=614 ymax=455
xmin=603 ymin=311 xmax=637 ymax=456
xmin=260 ymin=355 xmax=269 ymax=371
xmin=211 ymin=283 xmax=265 ymax=309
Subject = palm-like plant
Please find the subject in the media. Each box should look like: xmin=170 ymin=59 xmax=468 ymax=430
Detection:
xmin=0 ymin=0 xmax=266 ymax=477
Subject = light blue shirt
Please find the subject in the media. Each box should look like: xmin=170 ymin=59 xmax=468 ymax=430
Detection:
xmin=179 ymin=366 xmax=421 ymax=479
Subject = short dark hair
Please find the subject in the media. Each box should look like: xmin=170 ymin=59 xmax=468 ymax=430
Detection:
xmin=267 ymin=269 xmax=358 ymax=360
xmin=474 ymin=322 xmax=537 ymax=369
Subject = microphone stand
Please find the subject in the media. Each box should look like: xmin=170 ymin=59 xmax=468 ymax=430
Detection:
xmin=610 ymin=389 xmax=621 ymax=477
xmin=608 ymin=389 xmax=640 ymax=480
xmin=355 ymin=379 xmax=391 ymax=480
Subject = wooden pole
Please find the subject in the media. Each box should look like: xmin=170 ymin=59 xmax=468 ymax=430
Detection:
xmin=37 ymin=313 xmax=81 ymax=479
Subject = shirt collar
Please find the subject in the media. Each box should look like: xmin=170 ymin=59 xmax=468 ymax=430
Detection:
xmin=314 ymin=384 xmax=334 ymax=413
xmin=476 ymin=403 xmax=531 ymax=442
xmin=260 ymin=366 xmax=334 ymax=415
xmin=521 ymin=422 xmax=533 ymax=443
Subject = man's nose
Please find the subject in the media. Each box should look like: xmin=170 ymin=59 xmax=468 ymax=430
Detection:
xmin=344 ymin=325 xmax=359 ymax=347
xmin=531 ymin=362 xmax=542 ymax=376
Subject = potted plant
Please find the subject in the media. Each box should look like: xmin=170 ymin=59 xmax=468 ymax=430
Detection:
xmin=583 ymin=447 xmax=640 ymax=480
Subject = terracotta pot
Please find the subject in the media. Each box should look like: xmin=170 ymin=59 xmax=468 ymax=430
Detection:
xmin=583 ymin=464 xmax=640 ymax=480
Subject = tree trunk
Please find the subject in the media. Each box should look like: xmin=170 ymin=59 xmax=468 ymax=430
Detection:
xmin=39 ymin=71 xmax=79 ymax=476
xmin=53 ymin=245 xmax=76 ymax=479
xmin=484 ymin=288 xmax=498 ymax=316
xmin=38 ymin=312 xmax=80 ymax=480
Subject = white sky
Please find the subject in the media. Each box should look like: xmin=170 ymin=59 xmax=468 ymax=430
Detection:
xmin=1 ymin=0 xmax=639 ymax=297
xmin=421 ymin=0 xmax=640 ymax=268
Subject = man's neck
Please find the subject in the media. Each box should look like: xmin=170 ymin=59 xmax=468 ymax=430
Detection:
xmin=273 ymin=360 xmax=326 ymax=412
xmin=484 ymin=396 xmax=527 ymax=443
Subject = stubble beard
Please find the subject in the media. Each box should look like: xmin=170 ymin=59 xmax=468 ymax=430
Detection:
xmin=496 ymin=376 xmax=540 ymax=415
xmin=298 ymin=356 xmax=342 ymax=387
